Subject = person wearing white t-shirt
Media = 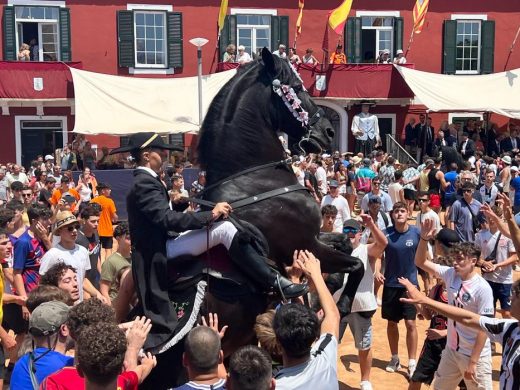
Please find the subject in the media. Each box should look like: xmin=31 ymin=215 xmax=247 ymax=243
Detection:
xmin=331 ymin=215 xmax=387 ymax=390
xmin=321 ymin=180 xmax=351 ymax=233
xmin=39 ymin=211 xmax=107 ymax=304
xmin=387 ymin=170 xmax=405 ymax=205
xmin=475 ymin=207 xmax=517 ymax=319
xmin=415 ymin=219 xmax=494 ymax=390
xmin=274 ymin=250 xmax=340 ymax=390
xmin=315 ymin=161 xmax=328 ymax=197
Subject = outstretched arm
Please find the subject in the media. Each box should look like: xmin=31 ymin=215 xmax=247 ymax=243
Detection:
xmin=415 ymin=219 xmax=439 ymax=276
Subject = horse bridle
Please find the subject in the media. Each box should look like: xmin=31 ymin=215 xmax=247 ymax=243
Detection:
xmin=271 ymin=78 xmax=325 ymax=154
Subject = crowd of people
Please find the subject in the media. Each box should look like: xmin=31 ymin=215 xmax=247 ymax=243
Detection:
xmin=222 ymin=43 xmax=407 ymax=67
xmin=0 ymin=113 xmax=518 ymax=390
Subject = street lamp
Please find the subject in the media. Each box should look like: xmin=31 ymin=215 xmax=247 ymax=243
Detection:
xmin=189 ymin=37 xmax=209 ymax=128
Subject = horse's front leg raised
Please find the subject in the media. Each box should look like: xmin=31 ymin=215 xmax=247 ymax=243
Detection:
xmin=308 ymin=239 xmax=364 ymax=316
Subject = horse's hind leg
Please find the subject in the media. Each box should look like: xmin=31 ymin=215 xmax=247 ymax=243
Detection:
xmin=308 ymin=239 xmax=364 ymax=316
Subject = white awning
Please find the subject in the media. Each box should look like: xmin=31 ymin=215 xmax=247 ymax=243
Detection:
xmin=70 ymin=67 xmax=237 ymax=135
xmin=394 ymin=65 xmax=520 ymax=119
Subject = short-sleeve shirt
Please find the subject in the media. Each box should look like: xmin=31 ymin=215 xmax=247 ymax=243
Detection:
xmin=90 ymin=195 xmax=117 ymax=237
xmin=174 ymin=379 xmax=226 ymax=390
xmin=475 ymin=229 xmax=516 ymax=284
xmin=101 ymin=252 xmax=131 ymax=300
xmin=40 ymin=367 xmax=139 ymax=390
xmin=402 ymin=167 xmax=420 ymax=190
xmin=435 ymin=264 xmax=494 ymax=357
xmin=76 ymin=229 xmax=101 ymax=288
xmin=449 ymin=198 xmax=482 ymax=241
xmin=321 ymin=195 xmax=351 ymax=232
xmin=360 ymin=191 xmax=393 ymax=213
xmin=383 ymin=226 xmax=420 ymax=288
xmin=39 ymin=244 xmax=90 ymax=301
xmin=275 ymin=333 xmax=338 ymax=390
xmin=49 ymin=188 xmax=80 ymax=212
xmin=13 ymin=228 xmax=45 ymax=293
xmin=479 ymin=316 xmax=520 ymax=390
xmin=11 ymin=348 xmax=74 ymax=389
xmin=511 ymin=177 xmax=520 ymax=207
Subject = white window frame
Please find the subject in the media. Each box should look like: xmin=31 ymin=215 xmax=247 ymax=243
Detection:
xmin=448 ymin=112 xmax=483 ymax=124
xmin=127 ymin=3 xmax=174 ymax=75
xmin=8 ymin=0 xmax=65 ymax=6
xmin=356 ymin=11 xmax=400 ymax=61
xmin=15 ymin=115 xmax=68 ymax=166
xmin=14 ymin=6 xmax=61 ymax=62
xmin=231 ymin=9 xmax=276 ymax=56
xmin=374 ymin=113 xmax=397 ymax=139
xmin=451 ymin=14 xmax=487 ymax=75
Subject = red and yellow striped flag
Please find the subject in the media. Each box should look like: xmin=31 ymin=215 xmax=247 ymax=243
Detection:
xmin=218 ymin=0 xmax=229 ymax=34
xmin=328 ymin=0 xmax=353 ymax=35
xmin=413 ymin=0 xmax=429 ymax=34
xmin=295 ymin=0 xmax=304 ymax=38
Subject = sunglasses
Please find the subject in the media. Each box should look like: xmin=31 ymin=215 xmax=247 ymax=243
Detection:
xmin=372 ymin=182 xmax=380 ymax=185
xmin=22 ymin=193 xmax=32 ymax=198
xmin=463 ymin=189 xmax=473 ymax=193
xmin=65 ymin=224 xmax=80 ymax=232
xmin=343 ymin=227 xmax=360 ymax=234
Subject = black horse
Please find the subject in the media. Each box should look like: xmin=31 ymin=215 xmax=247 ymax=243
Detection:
xmin=143 ymin=48 xmax=363 ymax=389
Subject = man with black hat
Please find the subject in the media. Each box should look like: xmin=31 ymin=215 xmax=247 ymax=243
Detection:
xmin=11 ymin=301 xmax=73 ymax=388
xmin=351 ymin=102 xmax=381 ymax=156
xmin=111 ymin=133 xmax=307 ymax=352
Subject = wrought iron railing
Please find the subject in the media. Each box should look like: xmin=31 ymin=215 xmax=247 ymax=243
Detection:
xmin=385 ymin=134 xmax=418 ymax=166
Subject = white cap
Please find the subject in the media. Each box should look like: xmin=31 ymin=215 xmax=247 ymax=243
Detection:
xmin=396 ymin=49 xmax=404 ymax=54
xmin=512 ymin=166 xmax=519 ymax=172
xmin=383 ymin=49 xmax=390 ymax=54
xmin=322 ymin=153 xmax=331 ymax=158
xmin=44 ymin=154 xmax=54 ymax=160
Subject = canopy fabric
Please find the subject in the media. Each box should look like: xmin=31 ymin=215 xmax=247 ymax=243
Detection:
xmin=70 ymin=67 xmax=237 ymax=135
xmin=0 ymin=61 xmax=81 ymax=99
xmin=395 ymin=65 xmax=520 ymax=119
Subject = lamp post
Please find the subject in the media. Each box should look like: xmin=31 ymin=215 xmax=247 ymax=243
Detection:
xmin=189 ymin=37 xmax=209 ymax=127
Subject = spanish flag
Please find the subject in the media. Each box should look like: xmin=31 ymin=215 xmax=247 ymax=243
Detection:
xmin=328 ymin=0 xmax=353 ymax=35
xmin=413 ymin=0 xmax=429 ymax=34
xmin=218 ymin=0 xmax=229 ymax=34
xmin=295 ymin=0 xmax=304 ymax=38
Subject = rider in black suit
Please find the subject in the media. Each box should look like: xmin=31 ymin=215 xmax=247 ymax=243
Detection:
xmin=116 ymin=133 xmax=307 ymax=350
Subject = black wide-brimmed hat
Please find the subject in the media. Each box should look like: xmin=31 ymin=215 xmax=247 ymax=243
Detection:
xmin=109 ymin=132 xmax=183 ymax=155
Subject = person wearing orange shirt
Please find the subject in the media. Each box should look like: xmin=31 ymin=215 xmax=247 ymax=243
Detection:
xmin=49 ymin=176 xmax=80 ymax=214
xmin=90 ymin=182 xmax=118 ymax=262
xmin=329 ymin=45 xmax=347 ymax=65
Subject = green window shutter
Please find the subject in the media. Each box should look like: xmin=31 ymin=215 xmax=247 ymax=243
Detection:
xmin=270 ymin=15 xmax=280 ymax=50
xmin=2 ymin=6 xmax=16 ymax=61
xmin=117 ymin=10 xmax=134 ymax=68
xmin=345 ymin=17 xmax=361 ymax=63
xmin=393 ymin=17 xmax=404 ymax=53
xmin=59 ymin=8 xmax=71 ymax=61
xmin=279 ymin=16 xmax=289 ymax=48
xmin=218 ymin=15 xmax=236 ymax=61
xmin=167 ymin=12 xmax=183 ymax=68
xmin=480 ymin=20 xmax=495 ymax=74
xmin=443 ymin=20 xmax=457 ymax=74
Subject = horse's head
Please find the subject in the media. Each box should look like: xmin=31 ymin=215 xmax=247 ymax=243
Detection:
xmin=261 ymin=48 xmax=334 ymax=154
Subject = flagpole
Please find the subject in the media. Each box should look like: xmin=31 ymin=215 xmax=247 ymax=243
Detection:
xmin=504 ymin=25 xmax=520 ymax=71
xmin=405 ymin=29 xmax=415 ymax=58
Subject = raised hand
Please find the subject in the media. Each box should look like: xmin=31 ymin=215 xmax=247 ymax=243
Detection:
xmin=420 ymin=218 xmax=436 ymax=241
xmin=201 ymin=312 xmax=228 ymax=340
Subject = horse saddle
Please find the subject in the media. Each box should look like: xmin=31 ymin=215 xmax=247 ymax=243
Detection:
xmin=167 ymin=219 xmax=269 ymax=295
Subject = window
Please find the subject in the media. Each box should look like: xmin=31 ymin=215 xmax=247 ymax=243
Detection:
xmin=117 ymin=9 xmax=183 ymax=71
xmin=455 ymin=21 xmax=481 ymax=74
xmin=2 ymin=5 xmax=71 ymax=61
xmin=361 ymin=16 xmax=393 ymax=62
xmin=236 ymin=15 xmax=270 ymax=58
xmin=443 ymin=19 xmax=494 ymax=75
xmin=345 ymin=13 xmax=403 ymax=63
xmin=134 ymin=11 xmax=166 ymax=68
xmin=219 ymin=14 xmax=288 ymax=62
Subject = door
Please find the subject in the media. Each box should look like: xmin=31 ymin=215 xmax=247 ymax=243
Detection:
xmin=20 ymin=121 xmax=63 ymax=168
xmin=378 ymin=117 xmax=393 ymax=151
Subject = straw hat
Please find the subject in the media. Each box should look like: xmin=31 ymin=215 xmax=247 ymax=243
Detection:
xmin=53 ymin=211 xmax=78 ymax=235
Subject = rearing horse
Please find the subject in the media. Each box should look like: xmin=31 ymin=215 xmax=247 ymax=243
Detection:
xmin=142 ymin=48 xmax=363 ymax=389
xmin=198 ymin=49 xmax=364 ymax=303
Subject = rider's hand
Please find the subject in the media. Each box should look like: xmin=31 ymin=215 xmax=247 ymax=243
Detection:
xmin=211 ymin=202 xmax=232 ymax=220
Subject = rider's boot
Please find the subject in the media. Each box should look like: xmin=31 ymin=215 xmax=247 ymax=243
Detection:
xmin=228 ymin=232 xmax=308 ymax=299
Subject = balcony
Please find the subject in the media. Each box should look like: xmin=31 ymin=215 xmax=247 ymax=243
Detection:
xmin=217 ymin=62 xmax=415 ymax=101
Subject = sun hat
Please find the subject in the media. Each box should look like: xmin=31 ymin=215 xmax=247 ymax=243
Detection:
xmin=396 ymin=49 xmax=404 ymax=55
xmin=502 ymin=155 xmax=512 ymax=165
xmin=29 ymin=301 xmax=70 ymax=337
xmin=53 ymin=210 xmax=78 ymax=235
xmin=44 ymin=154 xmax=54 ymax=161
xmin=109 ymin=132 xmax=183 ymax=155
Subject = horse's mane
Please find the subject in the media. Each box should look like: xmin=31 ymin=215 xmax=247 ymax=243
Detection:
xmin=197 ymin=56 xmax=299 ymax=169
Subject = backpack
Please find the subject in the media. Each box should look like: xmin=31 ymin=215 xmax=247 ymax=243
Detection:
xmin=356 ymin=175 xmax=372 ymax=193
